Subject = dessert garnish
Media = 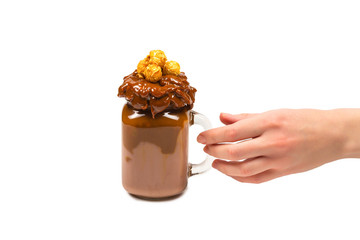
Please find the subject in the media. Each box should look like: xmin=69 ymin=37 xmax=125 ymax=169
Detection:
xmin=118 ymin=50 xmax=196 ymax=118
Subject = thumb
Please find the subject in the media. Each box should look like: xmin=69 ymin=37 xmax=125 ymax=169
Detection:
xmin=220 ymin=113 xmax=258 ymax=125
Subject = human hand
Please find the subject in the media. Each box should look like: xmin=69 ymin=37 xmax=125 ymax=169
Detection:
xmin=197 ymin=109 xmax=360 ymax=183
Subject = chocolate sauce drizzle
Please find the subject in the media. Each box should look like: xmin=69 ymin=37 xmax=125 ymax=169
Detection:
xmin=118 ymin=70 xmax=197 ymax=117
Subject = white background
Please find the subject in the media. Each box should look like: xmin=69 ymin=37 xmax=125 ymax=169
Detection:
xmin=1 ymin=0 xmax=360 ymax=239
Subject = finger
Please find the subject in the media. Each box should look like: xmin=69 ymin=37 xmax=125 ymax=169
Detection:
xmin=197 ymin=116 xmax=265 ymax=144
xmin=212 ymin=157 xmax=272 ymax=177
xmin=204 ymin=138 xmax=264 ymax=160
xmin=220 ymin=113 xmax=258 ymax=125
xmin=231 ymin=169 xmax=285 ymax=184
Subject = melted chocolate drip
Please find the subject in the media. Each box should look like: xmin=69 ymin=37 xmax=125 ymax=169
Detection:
xmin=118 ymin=70 xmax=197 ymax=117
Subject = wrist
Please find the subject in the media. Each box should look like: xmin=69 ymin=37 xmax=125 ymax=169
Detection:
xmin=334 ymin=109 xmax=360 ymax=159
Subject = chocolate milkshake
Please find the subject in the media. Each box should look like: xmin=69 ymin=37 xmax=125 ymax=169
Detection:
xmin=118 ymin=50 xmax=210 ymax=199
xmin=122 ymin=105 xmax=190 ymax=198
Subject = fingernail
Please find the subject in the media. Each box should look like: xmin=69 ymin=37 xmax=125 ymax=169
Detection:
xmin=203 ymin=145 xmax=208 ymax=153
xmin=212 ymin=160 xmax=220 ymax=169
xmin=197 ymin=134 xmax=206 ymax=144
xmin=212 ymin=161 xmax=217 ymax=168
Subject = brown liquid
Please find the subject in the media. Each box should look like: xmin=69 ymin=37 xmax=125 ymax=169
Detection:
xmin=122 ymin=104 xmax=190 ymax=199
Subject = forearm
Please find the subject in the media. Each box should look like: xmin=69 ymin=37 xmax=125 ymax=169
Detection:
xmin=335 ymin=108 xmax=360 ymax=159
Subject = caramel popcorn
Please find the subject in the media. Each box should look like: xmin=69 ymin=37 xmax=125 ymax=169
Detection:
xmin=136 ymin=50 xmax=181 ymax=82
xmin=149 ymin=50 xmax=167 ymax=67
xmin=144 ymin=64 xmax=162 ymax=82
xmin=137 ymin=58 xmax=149 ymax=76
xmin=163 ymin=61 xmax=180 ymax=76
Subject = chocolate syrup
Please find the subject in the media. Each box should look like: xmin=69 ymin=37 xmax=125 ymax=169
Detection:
xmin=118 ymin=70 xmax=196 ymax=117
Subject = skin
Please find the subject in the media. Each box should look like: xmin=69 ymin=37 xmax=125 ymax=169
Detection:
xmin=197 ymin=109 xmax=360 ymax=184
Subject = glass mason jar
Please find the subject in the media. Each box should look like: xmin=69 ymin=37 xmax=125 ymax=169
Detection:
xmin=121 ymin=103 xmax=213 ymax=199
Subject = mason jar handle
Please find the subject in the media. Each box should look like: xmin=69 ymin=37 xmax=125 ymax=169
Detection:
xmin=189 ymin=110 xmax=215 ymax=176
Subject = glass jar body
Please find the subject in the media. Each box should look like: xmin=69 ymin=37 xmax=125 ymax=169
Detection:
xmin=122 ymin=104 xmax=189 ymax=199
